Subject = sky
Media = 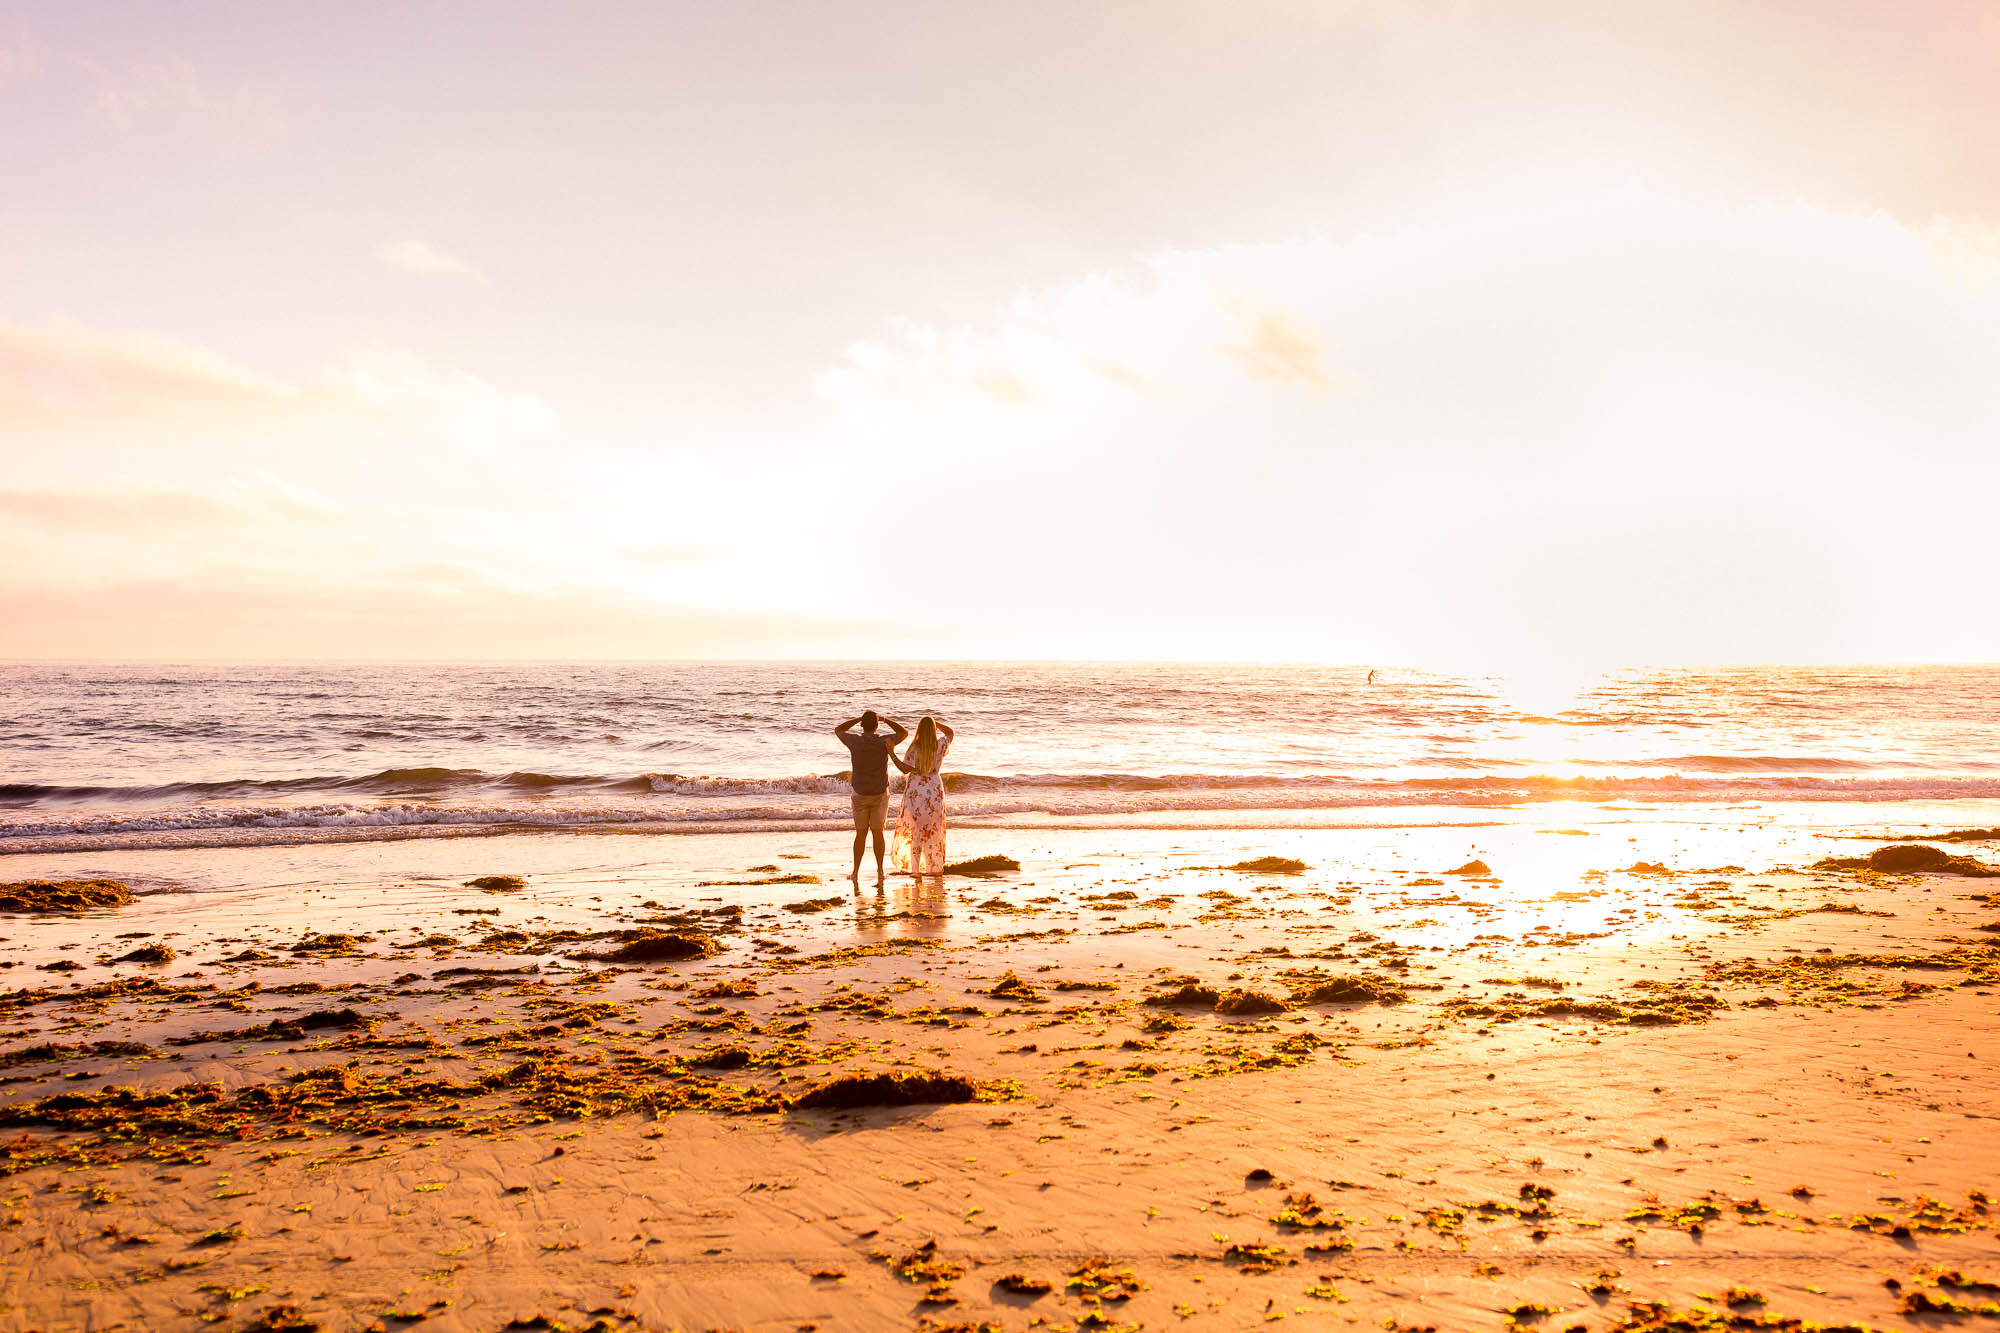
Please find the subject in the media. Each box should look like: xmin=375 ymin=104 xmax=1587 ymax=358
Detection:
xmin=2 ymin=0 xmax=1998 ymax=669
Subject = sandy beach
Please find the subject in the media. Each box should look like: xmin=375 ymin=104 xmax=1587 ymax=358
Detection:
xmin=1 ymin=817 xmax=1995 ymax=1333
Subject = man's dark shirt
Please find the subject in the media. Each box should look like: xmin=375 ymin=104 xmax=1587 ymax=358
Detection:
xmin=840 ymin=732 xmax=891 ymax=795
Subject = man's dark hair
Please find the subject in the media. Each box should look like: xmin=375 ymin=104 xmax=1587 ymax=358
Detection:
xmin=861 ymin=710 xmax=878 ymax=732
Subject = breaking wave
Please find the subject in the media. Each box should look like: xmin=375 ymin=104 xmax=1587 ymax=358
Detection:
xmin=7 ymin=768 xmax=2000 ymax=854
xmin=8 ymin=753 xmax=1983 ymax=810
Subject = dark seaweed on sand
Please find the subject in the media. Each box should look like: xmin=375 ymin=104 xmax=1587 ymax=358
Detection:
xmin=1814 ymin=844 xmax=2000 ymax=877
xmin=791 ymin=1070 xmax=979 ymax=1110
xmin=1214 ymin=988 xmax=1288 ymax=1015
xmin=944 ymin=855 xmax=1021 ymax=875
xmin=589 ymin=930 xmax=723 ymax=963
xmin=1143 ymin=982 xmax=1222 ymax=1009
xmin=0 ymin=1040 xmax=156 ymax=1069
xmin=1290 ymin=974 xmax=1409 ymax=1005
xmin=167 ymin=1009 xmax=368 ymax=1047
xmin=0 ymin=880 xmax=134 ymax=913
xmin=464 ymin=875 xmax=526 ymax=891
xmin=290 ymin=933 xmax=372 ymax=955
xmin=1225 ymin=857 xmax=1307 ymax=874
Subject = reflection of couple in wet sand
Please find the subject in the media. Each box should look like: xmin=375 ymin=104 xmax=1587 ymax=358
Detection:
xmin=834 ymin=709 xmax=954 ymax=885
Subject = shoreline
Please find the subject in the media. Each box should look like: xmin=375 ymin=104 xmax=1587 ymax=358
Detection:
xmin=5 ymin=792 xmax=2000 ymax=862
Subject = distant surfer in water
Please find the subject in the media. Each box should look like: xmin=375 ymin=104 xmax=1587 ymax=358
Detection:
xmin=835 ymin=709 xmax=907 ymax=885
xmin=1367 ymin=669 xmax=1377 ymax=684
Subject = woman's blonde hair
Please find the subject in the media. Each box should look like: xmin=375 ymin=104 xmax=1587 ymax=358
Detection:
xmin=908 ymin=715 xmax=940 ymax=773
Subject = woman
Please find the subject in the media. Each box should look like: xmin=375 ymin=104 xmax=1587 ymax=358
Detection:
xmin=889 ymin=714 xmax=954 ymax=875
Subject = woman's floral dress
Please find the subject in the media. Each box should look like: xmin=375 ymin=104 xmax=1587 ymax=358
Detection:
xmin=890 ymin=736 xmax=950 ymax=874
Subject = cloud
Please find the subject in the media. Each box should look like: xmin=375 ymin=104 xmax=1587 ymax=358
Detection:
xmin=0 ymin=474 xmax=346 ymax=532
xmin=85 ymin=57 xmax=274 ymax=132
xmin=0 ymin=566 xmax=887 ymax=660
xmin=324 ymin=348 xmax=554 ymax=438
xmin=1221 ymin=303 xmax=1340 ymax=394
xmin=0 ymin=318 xmax=284 ymax=427
xmin=0 ymin=316 xmax=552 ymax=439
xmin=0 ymin=23 xmax=46 ymax=88
xmin=813 ymin=242 xmax=1350 ymax=413
xmin=1920 ymin=215 xmax=2000 ymax=288
xmin=787 ymin=188 xmax=2000 ymax=663
xmin=377 ymin=239 xmax=484 ymax=283
xmin=624 ymin=541 xmax=711 ymax=565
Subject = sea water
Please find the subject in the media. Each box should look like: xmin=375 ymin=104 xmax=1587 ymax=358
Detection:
xmin=2 ymin=661 xmax=1996 ymax=853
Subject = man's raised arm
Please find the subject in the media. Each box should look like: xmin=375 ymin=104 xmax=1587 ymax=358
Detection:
xmin=834 ymin=715 xmax=863 ymax=737
xmin=882 ymin=717 xmax=910 ymax=745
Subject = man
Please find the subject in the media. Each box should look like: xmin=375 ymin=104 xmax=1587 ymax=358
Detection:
xmin=835 ymin=709 xmax=908 ymax=884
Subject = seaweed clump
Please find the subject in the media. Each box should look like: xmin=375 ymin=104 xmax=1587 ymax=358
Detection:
xmin=986 ymin=971 xmax=1045 ymax=1003
xmin=1215 ymin=988 xmax=1288 ymax=1016
xmin=792 ymin=1070 xmax=979 ymax=1110
xmin=593 ymin=930 xmax=723 ymax=963
xmin=1067 ymin=1257 xmax=1145 ymax=1300
xmin=0 ymin=880 xmax=134 ymax=913
xmin=0 ymin=1055 xmax=785 ymax=1164
xmin=944 ymin=855 xmax=1021 ymax=875
xmin=167 ymin=1009 xmax=367 ymax=1047
xmin=464 ymin=875 xmax=526 ymax=892
xmin=1814 ymin=844 xmax=2000 ymax=877
xmin=1291 ymin=974 xmax=1408 ymax=1005
xmin=1143 ymin=982 xmax=1222 ymax=1009
xmin=113 ymin=944 xmax=174 ymax=964
xmin=0 ymin=1040 xmax=155 ymax=1068
xmin=1227 ymin=857 xmax=1306 ymax=874
xmin=291 ymin=934 xmax=372 ymax=956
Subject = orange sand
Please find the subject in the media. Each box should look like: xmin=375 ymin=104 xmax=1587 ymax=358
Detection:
xmin=0 ymin=822 xmax=1996 ymax=1332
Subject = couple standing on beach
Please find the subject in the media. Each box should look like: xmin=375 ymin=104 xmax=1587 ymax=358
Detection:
xmin=835 ymin=710 xmax=955 ymax=884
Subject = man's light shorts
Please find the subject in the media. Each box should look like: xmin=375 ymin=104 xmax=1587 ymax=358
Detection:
xmin=851 ymin=791 xmax=890 ymax=832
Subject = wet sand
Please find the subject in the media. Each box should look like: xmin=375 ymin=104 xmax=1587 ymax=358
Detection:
xmin=1 ymin=820 xmax=1996 ymax=1332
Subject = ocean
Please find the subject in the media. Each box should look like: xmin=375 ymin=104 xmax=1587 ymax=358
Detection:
xmin=2 ymin=661 xmax=1996 ymax=854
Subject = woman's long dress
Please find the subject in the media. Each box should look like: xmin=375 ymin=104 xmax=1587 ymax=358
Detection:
xmin=889 ymin=737 xmax=950 ymax=874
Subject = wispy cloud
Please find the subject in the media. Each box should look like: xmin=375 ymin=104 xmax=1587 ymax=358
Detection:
xmin=1920 ymin=214 xmax=2000 ymax=288
xmin=0 ymin=316 xmax=552 ymax=439
xmin=0 ymin=566 xmax=886 ymax=660
xmin=1221 ymin=303 xmax=1341 ymax=394
xmin=0 ymin=23 xmax=46 ymax=88
xmin=377 ymin=239 xmax=484 ymax=283
xmin=813 ymin=243 xmax=1341 ymax=413
xmin=84 ymin=56 xmax=274 ymax=132
xmin=0 ymin=474 xmax=347 ymax=532
xmin=0 ymin=318 xmax=286 ymax=427
xmin=624 ymin=541 xmax=712 ymax=565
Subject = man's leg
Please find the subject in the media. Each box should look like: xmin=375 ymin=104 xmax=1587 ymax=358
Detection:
xmin=871 ymin=825 xmax=887 ymax=883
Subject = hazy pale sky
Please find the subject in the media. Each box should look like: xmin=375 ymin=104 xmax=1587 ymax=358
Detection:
xmin=3 ymin=1 xmax=1998 ymax=667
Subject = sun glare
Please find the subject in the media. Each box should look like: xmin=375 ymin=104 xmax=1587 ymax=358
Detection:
xmin=1488 ymin=660 xmax=1608 ymax=720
